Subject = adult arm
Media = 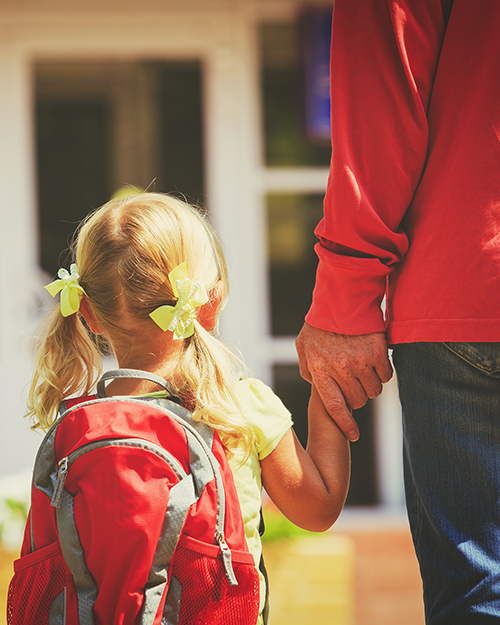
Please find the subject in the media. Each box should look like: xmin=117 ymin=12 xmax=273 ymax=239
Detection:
xmin=298 ymin=0 xmax=452 ymax=438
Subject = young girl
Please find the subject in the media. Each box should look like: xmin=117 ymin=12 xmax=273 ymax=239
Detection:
xmin=24 ymin=192 xmax=350 ymax=624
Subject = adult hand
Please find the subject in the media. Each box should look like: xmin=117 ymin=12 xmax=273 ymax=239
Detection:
xmin=296 ymin=323 xmax=393 ymax=441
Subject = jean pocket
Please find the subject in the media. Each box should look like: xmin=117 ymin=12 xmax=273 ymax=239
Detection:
xmin=443 ymin=342 xmax=500 ymax=376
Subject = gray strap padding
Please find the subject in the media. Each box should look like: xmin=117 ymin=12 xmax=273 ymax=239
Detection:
xmin=181 ymin=431 xmax=216 ymax=498
xmin=162 ymin=576 xmax=182 ymax=625
xmin=48 ymin=587 xmax=67 ymax=625
xmin=185 ymin=433 xmax=225 ymax=540
xmin=140 ymin=476 xmax=196 ymax=624
xmin=96 ymin=369 xmax=179 ymax=399
xmin=32 ymin=424 xmax=61 ymax=550
xmin=56 ymin=490 xmax=97 ymax=625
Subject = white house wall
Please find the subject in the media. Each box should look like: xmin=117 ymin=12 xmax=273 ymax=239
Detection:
xmin=0 ymin=0 xmax=404 ymax=511
xmin=0 ymin=3 xmax=272 ymax=476
xmin=0 ymin=43 xmax=41 ymax=474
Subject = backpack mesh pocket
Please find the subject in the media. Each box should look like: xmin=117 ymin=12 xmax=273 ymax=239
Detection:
xmin=170 ymin=536 xmax=260 ymax=625
xmin=7 ymin=541 xmax=67 ymax=625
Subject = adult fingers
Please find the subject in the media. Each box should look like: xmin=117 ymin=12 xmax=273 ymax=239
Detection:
xmin=375 ymin=353 xmax=394 ymax=384
xmin=340 ymin=332 xmax=393 ymax=400
xmin=314 ymin=373 xmax=360 ymax=442
xmin=354 ymin=367 xmax=383 ymax=403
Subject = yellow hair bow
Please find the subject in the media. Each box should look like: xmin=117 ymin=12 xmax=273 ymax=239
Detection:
xmin=149 ymin=262 xmax=209 ymax=339
xmin=44 ymin=264 xmax=86 ymax=317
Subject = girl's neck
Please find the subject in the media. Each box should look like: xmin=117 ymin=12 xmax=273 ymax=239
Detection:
xmin=105 ymin=332 xmax=184 ymax=397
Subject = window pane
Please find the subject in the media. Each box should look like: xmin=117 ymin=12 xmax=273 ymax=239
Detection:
xmin=260 ymin=22 xmax=331 ymax=166
xmin=267 ymin=193 xmax=323 ymax=336
xmin=157 ymin=62 xmax=204 ymax=204
xmin=36 ymin=100 xmax=110 ymax=276
xmin=36 ymin=61 xmax=204 ymax=277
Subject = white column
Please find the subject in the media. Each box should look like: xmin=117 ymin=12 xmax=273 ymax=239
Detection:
xmin=0 ymin=45 xmax=44 ymax=474
xmin=373 ymin=375 xmax=405 ymax=508
xmin=204 ymin=15 xmax=271 ymax=383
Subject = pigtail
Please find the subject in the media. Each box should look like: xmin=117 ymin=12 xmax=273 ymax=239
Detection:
xmin=25 ymin=307 xmax=102 ymax=431
xmin=178 ymin=321 xmax=254 ymax=461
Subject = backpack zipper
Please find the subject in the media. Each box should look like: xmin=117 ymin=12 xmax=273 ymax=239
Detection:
xmin=216 ymin=531 xmax=238 ymax=586
xmin=50 ymin=457 xmax=69 ymax=508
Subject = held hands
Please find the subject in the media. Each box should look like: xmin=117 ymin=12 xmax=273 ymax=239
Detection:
xmin=296 ymin=323 xmax=393 ymax=442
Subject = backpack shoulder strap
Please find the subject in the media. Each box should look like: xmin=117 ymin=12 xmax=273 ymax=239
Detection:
xmin=96 ymin=369 xmax=180 ymax=401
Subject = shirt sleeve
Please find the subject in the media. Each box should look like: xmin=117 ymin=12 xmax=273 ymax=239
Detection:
xmin=306 ymin=0 xmax=451 ymax=334
xmin=234 ymin=378 xmax=293 ymax=460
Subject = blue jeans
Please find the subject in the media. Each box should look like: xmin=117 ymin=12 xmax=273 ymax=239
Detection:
xmin=392 ymin=342 xmax=500 ymax=624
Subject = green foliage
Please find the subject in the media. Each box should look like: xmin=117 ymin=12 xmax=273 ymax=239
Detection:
xmin=5 ymin=499 xmax=28 ymax=523
xmin=262 ymin=507 xmax=323 ymax=543
xmin=0 ymin=469 xmax=32 ymax=550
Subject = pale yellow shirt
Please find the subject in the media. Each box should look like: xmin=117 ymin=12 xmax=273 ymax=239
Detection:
xmin=229 ymin=378 xmax=293 ymax=621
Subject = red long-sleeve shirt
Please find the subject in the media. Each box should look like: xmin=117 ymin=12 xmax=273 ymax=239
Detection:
xmin=306 ymin=0 xmax=500 ymax=344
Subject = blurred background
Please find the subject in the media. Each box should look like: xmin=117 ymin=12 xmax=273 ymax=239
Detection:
xmin=0 ymin=0 xmax=423 ymax=622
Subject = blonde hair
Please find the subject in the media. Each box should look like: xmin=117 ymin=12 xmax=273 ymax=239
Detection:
xmin=26 ymin=193 xmax=253 ymax=456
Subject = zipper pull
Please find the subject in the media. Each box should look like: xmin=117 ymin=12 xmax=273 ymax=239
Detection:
xmin=50 ymin=457 xmax=69 ymax=508
xmin=216 ymin=532 xmax=238 ymax=586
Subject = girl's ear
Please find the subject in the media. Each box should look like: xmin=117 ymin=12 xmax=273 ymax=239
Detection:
xmin=198 ymin=281 xmax=224 ymax=331
xmin=79 ymin=297 xmax=104 ymax=335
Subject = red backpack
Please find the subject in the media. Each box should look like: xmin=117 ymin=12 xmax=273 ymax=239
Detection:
xmin=7 ymin=369 xmax=260 ymax=625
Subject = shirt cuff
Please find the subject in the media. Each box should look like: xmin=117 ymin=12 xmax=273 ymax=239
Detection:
xmin=306 ymin=243 xmax=389 ymax=335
